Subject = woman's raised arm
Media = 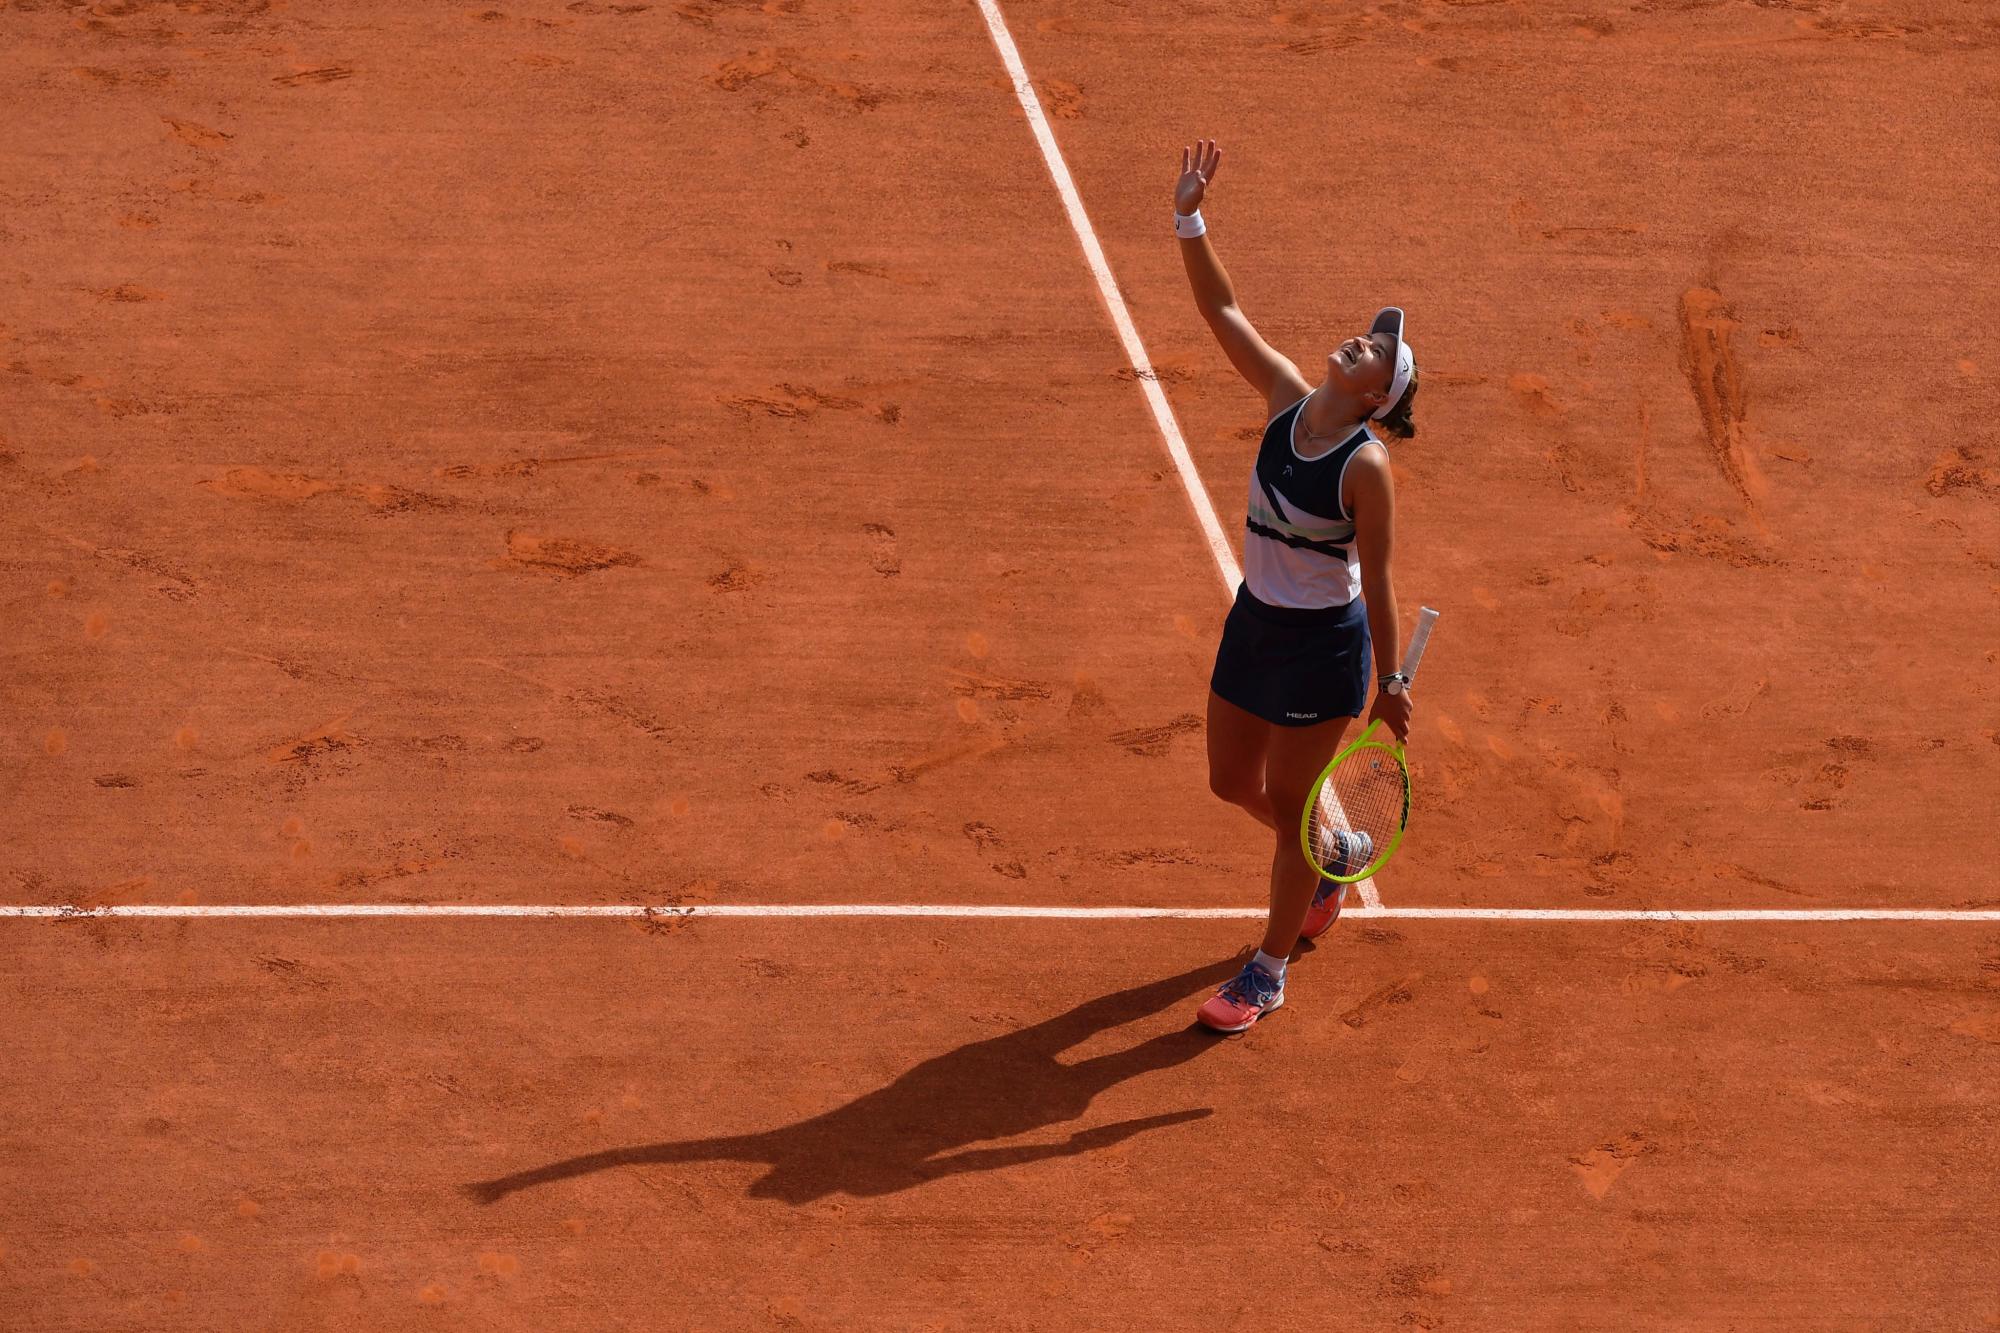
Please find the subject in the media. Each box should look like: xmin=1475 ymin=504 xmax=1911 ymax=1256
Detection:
xmin=1175 ymin=140 xmax=1307 ymax=408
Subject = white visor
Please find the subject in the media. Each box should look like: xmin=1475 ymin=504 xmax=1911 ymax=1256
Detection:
xmin=1368 ymin=306 xmax=1416 ymax=422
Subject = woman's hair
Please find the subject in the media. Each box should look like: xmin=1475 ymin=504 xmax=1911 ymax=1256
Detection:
xmin=1377 ymin=366 xmax=1418 ymax=439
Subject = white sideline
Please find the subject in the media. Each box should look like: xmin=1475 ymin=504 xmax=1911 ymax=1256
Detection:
xmin=5 ymin=904 xmax=1997 ymax=922
xmin=970 ymin=0 xmax=1384 ymax=912
xmin=969 ymin=0 xmax=1240 ymax=595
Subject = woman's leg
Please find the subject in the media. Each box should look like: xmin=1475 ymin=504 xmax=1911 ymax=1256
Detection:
xmin=1206 ymin=689 xmax=1276 ymax=831
xmin=1256 ymin=716 xmax=1353 ymax=958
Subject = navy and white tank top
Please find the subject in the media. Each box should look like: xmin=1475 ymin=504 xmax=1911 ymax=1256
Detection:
xmin=1242 ymin=393 xmax=1380 ymax=609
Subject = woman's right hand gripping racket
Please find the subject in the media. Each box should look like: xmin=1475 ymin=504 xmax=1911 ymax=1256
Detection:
xmin=1299 ymin=607 xmax=1440 ymax=883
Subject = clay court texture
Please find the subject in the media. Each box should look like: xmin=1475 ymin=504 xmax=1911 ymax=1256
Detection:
xmin=3 ymin=0 xmax=1998 ymax=1328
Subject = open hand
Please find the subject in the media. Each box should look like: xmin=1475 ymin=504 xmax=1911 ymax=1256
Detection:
xmin=1176 ymin=139 xmax=1221 ymax=215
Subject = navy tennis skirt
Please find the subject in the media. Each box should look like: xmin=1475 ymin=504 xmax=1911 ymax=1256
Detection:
xmin=1209 ymin=583 xmax=1371 ymax=727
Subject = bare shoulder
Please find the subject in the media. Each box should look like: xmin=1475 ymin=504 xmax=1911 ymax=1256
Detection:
xmin=1342 ymin=439 xmax=1396 ymax=514
xmin=1264 ymin=371 xmax=1313 ymax=418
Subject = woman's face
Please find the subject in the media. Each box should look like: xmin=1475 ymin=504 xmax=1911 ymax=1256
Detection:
xmin=1325 ymin=332 xmax=1394 ymax=401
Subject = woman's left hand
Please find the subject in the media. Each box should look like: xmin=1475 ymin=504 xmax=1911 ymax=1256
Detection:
xmin=1368 ymin=688 xmax=1412 ymax=743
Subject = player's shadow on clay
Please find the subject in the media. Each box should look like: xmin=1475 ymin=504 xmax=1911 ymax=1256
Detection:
xmin=462 ymin=955 xmax=1239 ymax=1206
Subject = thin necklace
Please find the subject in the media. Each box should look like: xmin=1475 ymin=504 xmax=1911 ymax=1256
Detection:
xmin=1296 ymin=390 xmax=1349 ymax=447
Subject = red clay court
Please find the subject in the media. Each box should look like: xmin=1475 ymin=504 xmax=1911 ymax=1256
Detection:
xmin=3 ymin=0 xmax=1998 ymax=1328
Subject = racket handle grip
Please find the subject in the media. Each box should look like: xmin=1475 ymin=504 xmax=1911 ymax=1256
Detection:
xmin=1398 ymin=606 xmax=1440 ymax=680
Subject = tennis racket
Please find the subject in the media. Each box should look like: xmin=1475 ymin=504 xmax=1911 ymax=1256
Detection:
xmin=1299 ymin=606 xmax=1440 ymax=883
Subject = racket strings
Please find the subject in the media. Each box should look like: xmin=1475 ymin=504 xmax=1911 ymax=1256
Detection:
xmin=1309 ymin=747 xmax=1408 ymax=872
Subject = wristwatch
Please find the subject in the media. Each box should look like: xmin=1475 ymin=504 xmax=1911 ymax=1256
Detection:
xmin=1379 ymin=672 xmax=1411 ymax=696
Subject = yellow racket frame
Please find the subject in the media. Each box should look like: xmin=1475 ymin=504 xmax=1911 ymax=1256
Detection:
xmin=1299 ymin=720 xmax=1410 ymax=882
xmin=1297 ymin=606 xmax=1439 ymax=883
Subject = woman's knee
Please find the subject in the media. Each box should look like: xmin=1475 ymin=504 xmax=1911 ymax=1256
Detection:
xmin=1209 ymin=765 xmax=1263 ymax=808
xmin=1265 ymin=784 xmax=1313 ymax=828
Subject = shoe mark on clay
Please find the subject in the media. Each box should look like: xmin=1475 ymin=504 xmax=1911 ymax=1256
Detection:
xmin=437 ymin=445 xmax=679 ymax=481
xmin=162 ymin=117 xmax=233 ymax=150
xmin=197 ymin=468 xmax=335 ymax=501
xmin=676 ymin=0 xmax=806 ymax=29
xmin=708 ymin=561 xmax=763 ymax=592
xmin=567 ymin=0 xmax=655 ymax=14
xmin=1784 ymin=4 xmax=1924 ymax=43
xmin=825 ymin=261 xmax=934 ymax=289
xmin=266 ymin=719 xmax=366 ymax=788
xmin=1925 ymin=444 xmax=1999 ymax=499
xmin=720 ymin=383 xmax=863 ymax=419
xmin=808 ymin=770 xmax=880 ymax=796
xmin=1339 ymin=972 xmax=1421 ymax=1030
xmin=948 ymin=669 xmax=1051 ymax=702
xmin=1625 ymin=509 xmax=1777 ymax=569
xmin=1797 ymin=736 xmax=1865 ymax=810
xmin=96 ymin=0 xmax=278 ymax=14
xmin=885 ymin=735 xmax=1010 ymax=785
xmin=1678 ymin=286 xmax=1770 ymax=510
xmin=1106 ymin=848 xmax=1200 ymax=869
xmin=500 ymin=531 xmax=643 ymax=578
xmin=778 ymin=383 xmax=863 ymax=411
xmin=1107 ymin=714 xmax=1201 ymax=757
xmin=69 ymin=11 xmax=165 ymax=45
xmin=861 ymin=522 xmax=900 ymax=576
xmin=202 ymin=468 xmax=454 ymax=516
xmin=1569 ymin=1130 xmax=1653 ymax=1200
xmin=1279 ymin=31 xmax=1363 ymax=57
xmin=1034 ymin=78 xmax=1084 ymax=119
xmin=1113 ymin=365 xmax=1193 ymax=385
xmin=256 ymin=955 xmax=330 ymax=990
xmin=1506 ymin=373 xmax=1563 ymax=418
xmin=1066 ymin=673 xmax=1110 ymax=720
xmin=1620 ymin=959 xmax=1706 ymax=995
xmin=336 ymin=856 xmax=451 ymax=892
xmin=272 ymin=66 xmax=354 ymax=87
xmin=162 ymin=177 xmax=281 ymax=207
xmin=394 ymin=734 xmax=469 ymax=764
xmin=1579 ymin=849 xmax=1639 ymax=898
xmin=93 ymin=392 xmax=185 ymax=418
xmin=1066 ymin=1211 xmax=1134 ymax=1259
xmin=565 ymin=687 xmax=674 ymax=741
xmin=347 ymin=483 xmax=455 ymax=515
xmin=67 ymin=536 xmax=200 ymax=602
xmin=707 ymin=49 xmax=889 ymax=111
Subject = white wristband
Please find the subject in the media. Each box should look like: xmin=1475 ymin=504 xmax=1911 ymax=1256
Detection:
xmin=1174 ymin=209 xmax=1206 ymax=239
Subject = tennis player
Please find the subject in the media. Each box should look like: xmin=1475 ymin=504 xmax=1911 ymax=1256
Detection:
xmin=1174 ymin=139 xmax=1419 ymax=1033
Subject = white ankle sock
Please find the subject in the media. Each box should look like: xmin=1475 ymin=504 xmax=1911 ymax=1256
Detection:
xmin=1252 ymin=949 xmax=1288 ymax=981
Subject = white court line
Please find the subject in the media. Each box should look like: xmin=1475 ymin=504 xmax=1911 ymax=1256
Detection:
xmin=970 ymin=0 xmax=1240 ymax=594
xmin=5 ymin=904 xmax=1997 ymax=922
xmin=971 ymin=0 xmax=1384 ymax=912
